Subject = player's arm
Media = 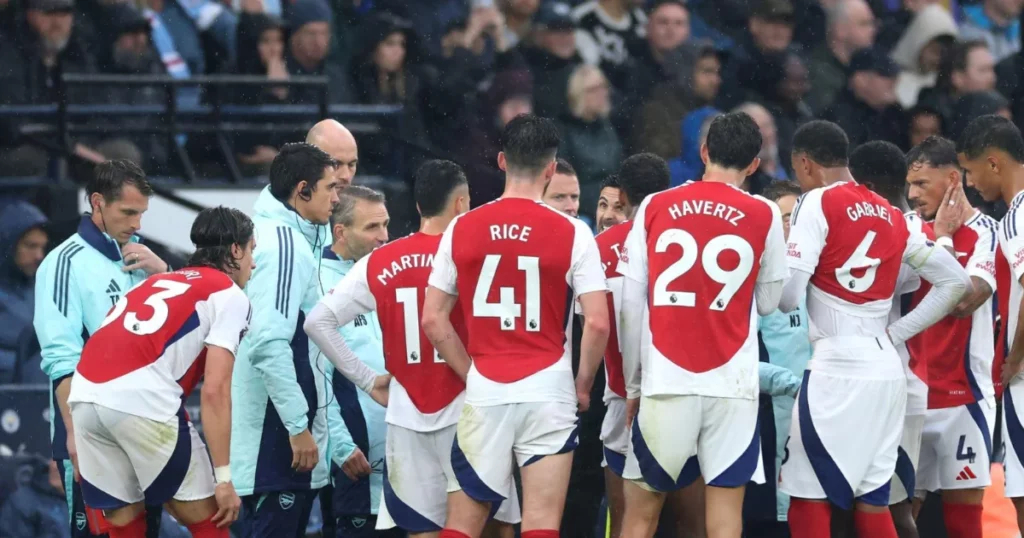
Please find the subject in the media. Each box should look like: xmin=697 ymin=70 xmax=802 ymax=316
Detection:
xmin=325 ymin=382 xmax=363 ymax=478
xmin=951 ymin=222 xmax=997 ymax=318
xmin=888 ymin=235 xmax=970 ymax=345
xmin=424 ymin=220 xmax=472 ymax=380
xmin=616 ymin=200 xmax=651 ymax=407
xmin=758 ymin=362 xmax=801 ymax=398
xmin=304 ymin=257 xmax=390 ymax=406
xmin=778 ymin=191 xmax=825 ymax=313
xmin=244 ymin=233 xmax=315 ymax=449
xmin=572 ymin=223 xmax=611 ymax=412
xmin=1003 ymin=279 xmax=1024 ymax=384
xmin=33 ymin=256 xmax=86 ymax=464
xmin=756 ymin=199 xmax=789 ymax=315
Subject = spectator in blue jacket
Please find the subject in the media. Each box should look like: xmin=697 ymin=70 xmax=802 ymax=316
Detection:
xmin=0 ymin=201 xmax=47 ymax=384
xmin=0 ymin=455 xmax=68 ymax=538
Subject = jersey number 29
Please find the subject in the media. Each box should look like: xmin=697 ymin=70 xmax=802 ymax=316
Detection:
xmin=653 ymin=230 xmax=754 ymax=310
xmin=101 ymin=280 xmax=191 ymax=335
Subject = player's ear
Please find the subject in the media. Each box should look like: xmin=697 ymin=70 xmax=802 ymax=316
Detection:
xmin=543 ymin=159 xmax=557 ymax=180
xmin=699 ymin=143 xmax=709 ymax=165
xmin=89 ymin=192 xmax=104 ymax=212
xmin=744 ymin=157 xmax=761 ymax=177
xmin=988 ymin=154 xmax=1001 ymax=174
xmin=230 ymin=242 xmax=243 ymax=261
xmin=415 ymin=202 xmax=423 ymax=217
xmin=497 ymin=152 xmax=507 ymax=172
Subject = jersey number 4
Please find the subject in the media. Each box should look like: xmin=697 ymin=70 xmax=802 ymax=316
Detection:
xmin=653 ymin=230 xmax=754 ymax=310
xmin=395 ymin=287 xmax=444 ymax=365
xmin=100 ymin=280 xmax=191 ymax=335
xmin=473 ymin=254 xmax=541 ymax=331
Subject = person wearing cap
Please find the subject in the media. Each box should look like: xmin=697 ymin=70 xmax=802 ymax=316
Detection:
xmin=572 ymin=0 xmax=647 ymax=90
xmin=285 ymin=0 xmax=349 ymax=105
xmin=806 ymin=0 xmax=878 ymax=115
xmin=716 ymin=0 xmax=796 ymax=110
xmin=516 ymin=2 xmax=582 ymax=119
xmin=823 ymin=47 xmax=906 ymax=148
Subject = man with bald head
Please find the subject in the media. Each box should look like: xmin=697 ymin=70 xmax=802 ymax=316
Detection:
xmin=807 ymin=0 xmax=877 ymax=114
xmin=307 ymin=120 xmax=360 ymax=187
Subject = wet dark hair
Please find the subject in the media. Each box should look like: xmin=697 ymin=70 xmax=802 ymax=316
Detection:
xmin=705 ymin=112 xmax=762 ymax=170
xmin=850 ymin=141 xmax=907 ymax=207
xmin=186 ymin=206 xmax=255 ymax=273
xmin=957 ymin=114 xmax=1024 ymax=162
xmin=792 ymin=120 xmax=849 ymax=167
xmin=87 ymin=159 xmax=152 ymax=204
xmin=618 ymin=153 xmax=670 ymax=207
xmin=414 ymin=160 xmax=466 ymax=218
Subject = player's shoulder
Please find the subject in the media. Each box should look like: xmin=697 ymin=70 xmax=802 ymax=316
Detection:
xmin=596 ymin=220 xmax=631 ymax=245
xmin=966 ymin=210 xmax=998 ymax=235
xmin=253 ymin=223 xmax=315 ymax=262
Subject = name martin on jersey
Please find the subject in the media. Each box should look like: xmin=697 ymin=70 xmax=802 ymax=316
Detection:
xmin=667 ymin=200 xmax=746 ymax=226
xmin=376 ymin=253 xmax=434 ymax=287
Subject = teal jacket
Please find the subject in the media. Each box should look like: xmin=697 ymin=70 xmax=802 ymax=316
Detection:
xmin=758 ymin=300 xmax=811 ymax=522
xmin=34 ymin=216 xmax=148 ymax=460
xmin=319 ymin=248 xmax=387 ymax=516
xmin=230 ymin=187 xmax=331 ymax=496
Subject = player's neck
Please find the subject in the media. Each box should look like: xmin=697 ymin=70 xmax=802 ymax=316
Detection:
xmin=822 ymin=167 xmax=855 ymax=187
xmin=1005 ymin=167 xmax=1024 ymax=205
xmin=701 ymin=166 xmax=746 ymax=187
xmin=501 ymin=176 xmax=546 ymax=201
xmin=419 ymin=216 xmax=450 ymax=236
xmin=330 ymin=243 xmax=356 ymax=262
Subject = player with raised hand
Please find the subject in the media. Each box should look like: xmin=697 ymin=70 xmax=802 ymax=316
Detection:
xmin=616 ymin=112 xmax=787 ymax=538
xmin=67 ymin=206 xmax=256 ymax=538
xmin=596 ymin=153 xmax=670 ymax=538
xmin=779 ymin=121 xmax=970 ymax=538
xmin=957 ymin=114 xmax=1024 ymax=533
xmin=422 ymin=114 xmax=610 ymax=538
xmin=304 ymin=160 xmax=521 ymax=537
xmin=902 ymin=136 xmax=998 ymax=538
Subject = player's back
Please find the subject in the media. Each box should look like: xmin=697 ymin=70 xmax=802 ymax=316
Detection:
xmin=365 ymin=232 xmax=466 ymax=429
xmin=445 ymin=197 xmax=604 ymax=405
xmin=997 ymin=191 xmax=1024 ymax=393
xmin=631 ymin=181 xmax=783 ymax=400
xmin=69 ymin=267 xmax=249 ymax=421
xmin=596 ymin=221 xmax=630 ymax=401
xmin=790 ymin=182 xmax=909 ymax=340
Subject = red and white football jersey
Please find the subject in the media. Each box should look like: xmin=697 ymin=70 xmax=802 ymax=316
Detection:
xmin=596 ymin=220 xmax=630 ymax=401
xmin=997 ymin=191 xmax=1024 ymax=396
xmin=322 ymin=232 xmax=467 ymax=431
xmin=616 ymin=181 xmax=788 ymax=400
xmin=69 ymin=267 xmax=251 ymax=421
xmin=786 ymin=182 xmax=915 ymax=341
xmin=905 ymin=211 xmax=997 ymax=409
xmin=428 ymin=198 xmax=607 ymax=406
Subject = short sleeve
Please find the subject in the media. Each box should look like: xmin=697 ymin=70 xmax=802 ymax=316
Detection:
xmin=322 ymin=256 xmax=376 ymax=317
xmin=204 ymin=285 xmax=252 ymax=356
xmin=617 ymin=195 xmax=651 ymax=284
xmin=967 ymin=217 xmax=997 ymax=291
xmin=428 ymin=217 xmax=459 ymax=295
xmin=569 ymin=219 xmax=608 ymax=296
xmin=1005 ymin=209 xmax=1024 ymax=283
xmin=757 ymin=197 xmax=789 ymax=282
xmin=786 ymin=189 xmax=827 ymax=274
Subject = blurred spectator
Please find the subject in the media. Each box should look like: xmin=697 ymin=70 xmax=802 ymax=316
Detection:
xmin=458 ymin=68 xmax=533 ymax=206
xmin=558 ymin=65 xmax=622 ymax=218
xmin=890 ymin=3 xmax=957 ymax=107
xmin=499 ymin=0 xmax=539 ymax=49
xmin=143 ymin=0 xmax=237 ymax=76
xmin=371 ymin=0 xmax=468 ymax=57
xmin=918 ymin=39 xmax=997 ymax=127
xmin=744 ymin=50 xmax=812 ymax=171
xmin=285 ymin=0 xmax=349 ymax=104
xmin=734 ymin=102 xmax=788 ymax=182
xmin=907 ymin=104 xmax=945 ymax=146
xmin=631 ymin=40 xmax=721 ymax=159
xmin=949 ymin=89 xmax=1012 ymax=139
xmin=806 ymin=0 xmax=877 ymax=114
xmin=958 ymin=0 xmax=1022 ymax=62
xmin=617 ymin=0 xmax=689 ymax=124
xmin=824 ymin=47 xmax=906 ymax=147
xmin=572 ymin=0 xmax=647 ymax=90
xmin=517 ymin=1 xmax=582 ymax=118
xmin=0 ymin=201 xmax=47 ymax=384
xmin=227 ymin=12 xmax=288 ymax=173
xmin=0 ymin=456 xmax=67 ymax=538
xmin=0 ymin=0 xmax=97 ymax=175
xmin=718 ymin=0 xmax=796 ymax=109
xmin=877 ymin=0 xmax=948 ymax=51
xmin=668 ymin=105 xmax=719 ymax=186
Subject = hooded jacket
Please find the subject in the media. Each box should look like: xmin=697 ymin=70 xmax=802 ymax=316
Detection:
xmin=891 ymin=4 xmax=957 ymax=108
xmin=669 ymin=106 xmax=719 ymax=187
xmin=0 ymin=201 xmax=47 ymax=383
xmin=230 ymin=187 xmax=331 ymax=496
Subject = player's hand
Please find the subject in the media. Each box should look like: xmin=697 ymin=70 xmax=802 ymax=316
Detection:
xmin=66 ymin=433 xmax=80 ymax=483
xmin=575 ymin=373 xmax=596 ymax=412
xmin=626 ymin=397 xmax=639 ymax=430
xmin=341 ymin=448 xmax=372 ymax=480
xmin=933 ymin=181 xmax=967 ymax=239
xmin=1003 ymin=360 xmax=1024 ymax=387
xmin=368 ymin=374 xmax=391 ymax=407
xmin=211 ymin=482 xmax=241 ymax=528
xmin=121 ymin=243 xmax=169 ymax=275
xmin=289 ymin=429 xmax=319 ymax=472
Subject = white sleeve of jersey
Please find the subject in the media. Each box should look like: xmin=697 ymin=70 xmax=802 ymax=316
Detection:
xmin=570 ymin=219 xmax=609 ymax=296
xmin=896 ymin=263 xmax=921 ymax=295
xmin=758 ymin=197 xmax=789 ymax=283
xmin=203 ymin=285 xmax=252 ymax=356
xmin=321 ymin=256 xmax=377 ymax=317
xmin=1007 ymin=210 xmax=1024 ymax=284
xmin=786 ymin=189 xmax=827 ymax=274
xmin=889 ymin=233 xmax=971 ymax=345
xmin=428 ymin=217 xmax=459 ymax=295
xmin=968 ymin=216 xmax=998 ymax=291
xmin=617 ymin=195 xmax=652 ymax=286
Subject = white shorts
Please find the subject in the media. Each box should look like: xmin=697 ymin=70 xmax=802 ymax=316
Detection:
xmin=1001 ymin=383 xmax=1024 ymax=498
xmin=601 ymin=398 xmax=628 ymax=477
xmin=622 ymin=394 xmax=763 ymax=492
xmin=377 ymin=423 xmax=520 ymax=532
xmin=779 ymin=369 xmax=906 ymax=510
xmin=70 ymin=402 xmax=214 ymax=509
xmin=888 ymin=414 xmax=924 ymax=505
xmin=915 ymin=400 xmax=995 ymax=496
xmin=451 ymin=401 xmax=578 ymax=504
